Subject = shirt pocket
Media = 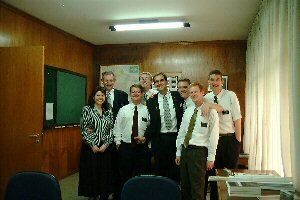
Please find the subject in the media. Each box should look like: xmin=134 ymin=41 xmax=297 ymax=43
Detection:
xmin=219 ymin=108 xmax=232 ymax=122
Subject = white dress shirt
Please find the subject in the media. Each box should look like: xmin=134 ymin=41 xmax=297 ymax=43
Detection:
xmin=145 ymin=89 xmax=158 ymax=100
xmin=183 ymin=97 xmax=194 ymax=112
xmin=176 ymin=104 xmax=219 ymax=161
xmin=205 ymin=89 xmax=242 ymax=134
xmin=158 ymin=91 xmax=178 ymax=133
xmin=113 ymin=103 xmax=150 ymax=145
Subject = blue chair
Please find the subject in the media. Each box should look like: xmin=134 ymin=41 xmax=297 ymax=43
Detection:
xmin=5 ymin=171 xmax=62 ymax=200
xmin=120 ymin=175 xmax=181 ymax=200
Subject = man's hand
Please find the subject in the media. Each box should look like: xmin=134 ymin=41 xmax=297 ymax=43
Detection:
xmin=207 ymin=161 xmax=214 ymax=170
xmin=201 ymin=103 xmax=210 ymax=118
xmin=134 ymin=136 xmax=146 ymax=144
xmin=175 ymin=156 xmax=181 ymax=166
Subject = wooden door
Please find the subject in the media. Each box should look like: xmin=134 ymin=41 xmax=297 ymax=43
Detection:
xmin=0 ymin=46 xmax=44 ymax=199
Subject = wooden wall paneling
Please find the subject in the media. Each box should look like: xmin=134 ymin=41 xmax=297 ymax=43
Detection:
xmin=1 ymin=2 xmax=95 ymax=181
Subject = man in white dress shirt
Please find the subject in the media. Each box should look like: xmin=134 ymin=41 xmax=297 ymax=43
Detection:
xmin=204 ymin=69 xmax=242 ymax=200
xmin=139 ymin=72 xmax=158 ymax=104
xmin=113 ymin=84 xmax=150 ymax=192
xmin=175 ymin=82 xmax=219 ymax=200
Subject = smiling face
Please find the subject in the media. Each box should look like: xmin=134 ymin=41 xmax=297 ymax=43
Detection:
xmin=94 ymin=90 xmax=105 ymax=106
xmin=153 ymin=74 xmax=168 ymax=94
xmin=208 ymin=74 xmax=224 ymax=94
xmin=140 ymin=73 xmax=152 ymax=90
xmin=178 ymin=81 xmax=190 ymax=100
xmin=130 ymin=86 xmax=143 ymax=105
xmin=189 ymin=84 xmax=204 ymax=106
xmin=102 ymin=74 xmax=115 ymax=92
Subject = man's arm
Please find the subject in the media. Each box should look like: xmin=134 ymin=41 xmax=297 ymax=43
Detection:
xmin=234 ymin=118 xmax=242 ymax=142
xmin=203 ymin=98 xmax=224 ymax=113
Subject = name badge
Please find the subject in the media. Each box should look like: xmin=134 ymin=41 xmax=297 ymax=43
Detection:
xmin=142 ymin=117 xmax=148 ymax=122
xmin=222 ymin=110 xmax=229 ymax=115
xmin=201 ymin=122 xmax=208 ymax=127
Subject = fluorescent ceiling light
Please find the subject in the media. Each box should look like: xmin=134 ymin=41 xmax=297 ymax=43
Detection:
xmin=109 ymin=22 xmax=190 ymax=31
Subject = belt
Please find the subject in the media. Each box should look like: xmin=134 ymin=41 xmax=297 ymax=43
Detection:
xmin=219 ymin=133 xmax=235 ymax=137
xmin=160 ymin=132 xmax=177 ymax=136
xmin=121 ymin=141 xmax=147 ymax=148
xmin=184 ymin=145 xmax=207 ymax=150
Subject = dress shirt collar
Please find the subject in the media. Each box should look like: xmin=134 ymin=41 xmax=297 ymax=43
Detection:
xmin=129 ymin=103 xmax=143 ymax=110
xmin=158 ymin=90 xmax=171 ymax=98
xmin=215 ymin=89 xmax=224 ymax=98
xmin=108 ymin=88 xmax=114 ymax=95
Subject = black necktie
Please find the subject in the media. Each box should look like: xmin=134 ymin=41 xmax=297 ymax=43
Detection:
xmin=214 ymin=96 xmax=218 ymax=104
xmin=131 ymin=106 xmax=138 ymax=144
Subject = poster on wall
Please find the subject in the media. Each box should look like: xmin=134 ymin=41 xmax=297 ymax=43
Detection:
xmin=100 ymin=65 xmax=140 ymax=94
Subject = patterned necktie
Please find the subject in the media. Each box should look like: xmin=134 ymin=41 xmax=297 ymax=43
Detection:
xmin=214 ymin=95 xmax=218 ymax=104
xmin=163 ymin=95 xmax=172 ymax=130
xmin=142 ymin=94 xmax=147 ymax=105
xmin=106 ymin=92 xmax=112 ymax=108
xmin=183 ymin=101 xmax=187 ymax=112
xmin=131 ymin=106 xmax=138 ymax=143
xmin=183 ymin=108 xmax=198 ymax=147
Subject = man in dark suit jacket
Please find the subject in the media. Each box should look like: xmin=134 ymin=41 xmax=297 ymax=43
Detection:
xmin=102 ymin=71 xmax=129 ymax=121
xmin=145 ymin=72 xmax=183 ymax=182
xmin=102 ymin=71 xmax=129 ymax=200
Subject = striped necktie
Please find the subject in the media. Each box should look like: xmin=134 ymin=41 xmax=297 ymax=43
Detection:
xmin=106 ymin=92 xmax=112 ymax=108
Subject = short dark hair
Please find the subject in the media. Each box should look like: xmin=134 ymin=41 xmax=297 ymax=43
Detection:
xmin=130 ymin=84 xmax=145 ymax=93
xmin=153 ymin=72 xmax=167 ymax=82
xmin=178 ymin=78 xmax=191 ymax=85
xmin=208 ymin=70 xmax=223 ymax=79
xmin=102 ymin=71 xmax=115 ymax=80
xmin=88 ymin=86 xmax=109 ymax=111
xmin=189 ymin=82 xmax=204 ymax=92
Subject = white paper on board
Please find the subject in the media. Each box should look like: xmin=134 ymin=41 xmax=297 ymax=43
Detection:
xmin=46 ymin=103 xmax=54 ymax=120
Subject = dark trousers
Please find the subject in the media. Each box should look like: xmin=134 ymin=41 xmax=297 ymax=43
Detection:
xmin=110 ymin=143 xmax=121 ymax=200
xmin=118 ymin=142 xmax=151 ymax=191
xmin=181 ymin=146 xmax=208 ymax=200
xmin=205 ymin=134 xmax=241 ymax=200
xmin=153 ymin=133 xmax=179 ymax=182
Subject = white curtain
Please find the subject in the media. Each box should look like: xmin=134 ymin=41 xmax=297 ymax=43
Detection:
xmin=244 ymin=0 xmax=299 ymax=191
xmin=289 ymin=0 xmax=300 ymax=192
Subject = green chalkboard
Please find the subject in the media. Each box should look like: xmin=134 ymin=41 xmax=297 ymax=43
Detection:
xmin=44 ymin=66 xmax=86 ymax=128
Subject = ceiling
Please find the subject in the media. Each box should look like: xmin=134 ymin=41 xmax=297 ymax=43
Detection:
xmin=3 ymin=0 xmax=261 ymax=45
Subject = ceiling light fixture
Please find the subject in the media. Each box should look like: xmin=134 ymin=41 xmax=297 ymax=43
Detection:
xmin=109 ymin=21 xmax=190 ymax=31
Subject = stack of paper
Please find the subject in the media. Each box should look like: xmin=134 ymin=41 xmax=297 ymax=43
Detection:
xmin=226 ymin=181 xmax=261 ymax=197
xmin=258 ymin=182 xmax=294 ymax=191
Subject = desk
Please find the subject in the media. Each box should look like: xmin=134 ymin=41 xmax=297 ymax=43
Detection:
xmin=216 ymin=169 xmax=280 ymax=200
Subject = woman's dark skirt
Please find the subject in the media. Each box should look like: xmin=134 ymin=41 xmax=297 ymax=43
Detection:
xmin=78 ymin=142 xmax=113 ymax=197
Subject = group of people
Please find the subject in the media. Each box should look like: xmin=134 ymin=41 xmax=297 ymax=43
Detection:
xmin=78 ymin=69 xmax=242 ymax=200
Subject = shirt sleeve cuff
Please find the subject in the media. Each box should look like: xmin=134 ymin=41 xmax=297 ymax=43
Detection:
xmin=176 ymin=150 xmax=181 ymax=157
xmin=207 ymin=154 xmax=215 ymax=162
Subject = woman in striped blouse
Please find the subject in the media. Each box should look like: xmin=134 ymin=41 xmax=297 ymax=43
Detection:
xmin=78 ymin=86 xmax=114 ymax=200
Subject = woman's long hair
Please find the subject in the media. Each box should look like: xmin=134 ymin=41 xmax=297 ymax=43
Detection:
xmin=87 ymin=86 xmax=109 ymax=111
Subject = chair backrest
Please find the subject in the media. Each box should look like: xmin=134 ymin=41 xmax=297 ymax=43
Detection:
xmin=121 ymin=175 xmax=181 ymax=200
xmin=5 ymin=171 xmax=62 ymax=200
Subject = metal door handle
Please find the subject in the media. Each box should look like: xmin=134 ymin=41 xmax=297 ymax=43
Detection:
xmin=28 ymin=134 xmax=39 ymax=138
